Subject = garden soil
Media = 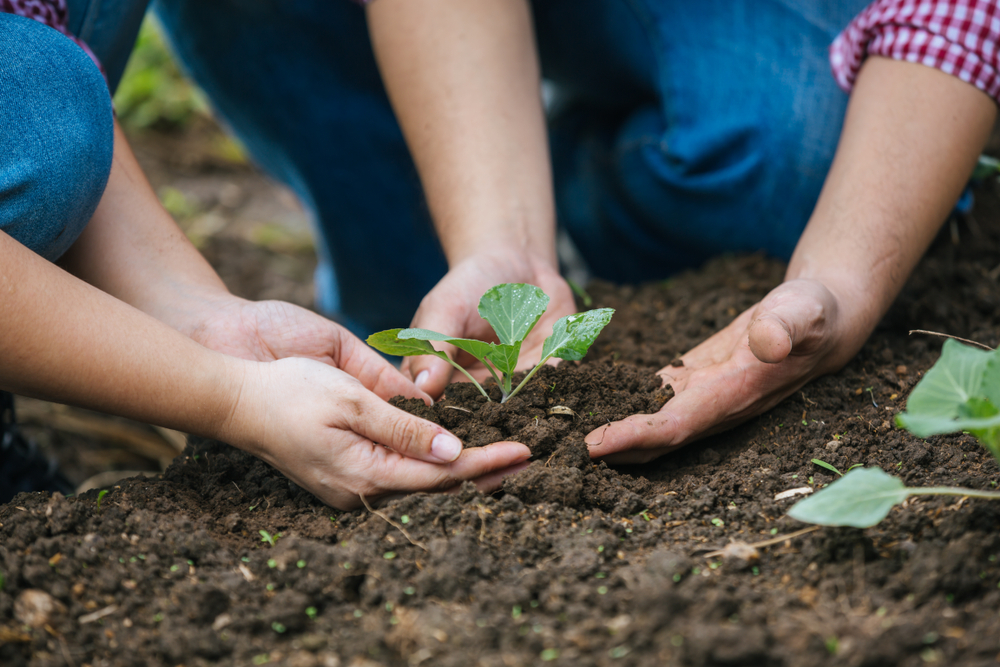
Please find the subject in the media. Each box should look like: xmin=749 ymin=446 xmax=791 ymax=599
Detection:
xmin=3 ymin=144 xmax=1000 ymax=667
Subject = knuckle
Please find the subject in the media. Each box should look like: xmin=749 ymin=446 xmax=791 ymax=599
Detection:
xmin=386 ymin=413 xmax=428 ymax=454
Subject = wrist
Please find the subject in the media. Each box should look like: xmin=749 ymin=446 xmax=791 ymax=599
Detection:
xmin=448 ymin=243 xmax=558 ymax=275
xmin=439 ymin=211 xmax=557 ymax=268
xmin=777 ymin=273 xmax=880 ymax=356
xmin=205 ymin=354 xmax=262 ymax=451
xmin=158 ymin=288 xmax=247 ymax=343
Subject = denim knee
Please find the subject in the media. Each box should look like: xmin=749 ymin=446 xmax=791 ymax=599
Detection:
xmin=0 ymin=13 xmax=114 ymax=261
xmin=546 ymin=0 xmax=864 ymax=283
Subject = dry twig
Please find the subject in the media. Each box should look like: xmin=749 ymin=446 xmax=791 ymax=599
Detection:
xmin=702 ymin=525 xmax=821 ymax=559
xmin=908 ymin=330 xmax=993 ymax=351
xmin=358 ymin=494 xmax=428 ymax=552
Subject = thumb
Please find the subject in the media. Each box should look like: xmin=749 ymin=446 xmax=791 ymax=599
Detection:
xmin=403 ymin=353 xmax=457 ymax=401
xmin=747 ymin=281 xmax=835 ymax=363
xmin=346 ymin=391 xmax=465 ymax=464
xmin=338 ymin=334 xmax=434 ymax=403
xmin=748 ymin=314 xmax=793 ymax=364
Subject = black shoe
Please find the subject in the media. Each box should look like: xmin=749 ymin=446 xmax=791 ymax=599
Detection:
xmin=0 ymin=392 xmax=74 ymax=504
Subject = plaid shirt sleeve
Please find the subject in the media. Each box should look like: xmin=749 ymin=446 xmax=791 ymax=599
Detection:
xmin=831 ymin=0 xmax=1000 ymax=102
xmin=1 ymin=0 xmax=103 ymax=74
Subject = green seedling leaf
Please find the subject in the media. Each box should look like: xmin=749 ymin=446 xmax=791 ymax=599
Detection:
xmin=898 ymin=339 xmax=991 ymax=419
xmin=811 ymin=458 xmax=843 ymax=476
xmin=485 ymin=343 xmax=522 ymax=377
xmin=540 ymin=309 xmax=615 ymax=362
xmin=566 ymin=278 xmax=593 ymax=307
xmin=367 ymin=328 xmax=492 ymax=400
xmin=895 ymin=339 xmax=1000 ymax=462
xmin=787 ymin=467 xmax=910 ymax=528
xmin=398 ymin=328 xmax=508 ymax=396
xmin=478 ymin=283 xmax=548 ymax=345
xmin=503 ymin=308 xmax=615 ymax=402
xmin=367 ymin=284 xmax=614 ymax=404
xmin=97 ymin=488 xmax=109 ymax=512
xmin=397 ymin=328 xmax=494 ymax=360
xmin=960 ymin=397 xmax=1000 ymax=460
xmin=366 ymin=329 xmax=447 ymax=359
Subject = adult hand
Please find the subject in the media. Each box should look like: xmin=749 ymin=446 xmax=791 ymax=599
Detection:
xmin=402 ymin=250 xmax=577 ymax=398
xmin=224 ymin=356 xmax=532 ymax=510
xmin=186 ymin=296 xmax=425 ymax=402
xmin=586 ymin=55 xmax=999 ymax=464
xmin=585 ymin=279 xmax=867 ymax=463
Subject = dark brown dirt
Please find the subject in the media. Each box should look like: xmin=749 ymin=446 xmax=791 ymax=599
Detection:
xmin=4 ymin=174 xmax=1000 ymax=667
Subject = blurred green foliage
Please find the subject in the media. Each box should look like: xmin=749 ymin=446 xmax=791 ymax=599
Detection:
xmin=113 ymin=17 xmax=210 ymax=130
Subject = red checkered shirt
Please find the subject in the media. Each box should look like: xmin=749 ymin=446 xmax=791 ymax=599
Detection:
xmin=832 ymin=0 xmax=1000 ymax=100
xmin=4 ymin=0 xmax=998 ymax=102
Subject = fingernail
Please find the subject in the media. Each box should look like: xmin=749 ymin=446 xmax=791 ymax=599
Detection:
xmin=431 ymin=433 xmax=463 ymax=462
xmin=415 ymin=370 xmax=430 ymax=389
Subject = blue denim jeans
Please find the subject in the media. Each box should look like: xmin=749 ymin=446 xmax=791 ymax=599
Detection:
xmin=153 ymin=0 xmax=868 ymax=333
xmin=64 ymin=0 xmax=151 ymax=93
xmin=0 ymin=12 xmax=115 ymax=261
xmin=1 ymin=0 xmax=147 ymax=261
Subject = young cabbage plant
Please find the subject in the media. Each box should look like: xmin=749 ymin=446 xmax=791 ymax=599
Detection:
xmin=367 ymin=283 xmax=614 ymax=403
xmin=789 ymin=339 xmax=1000 ymax=528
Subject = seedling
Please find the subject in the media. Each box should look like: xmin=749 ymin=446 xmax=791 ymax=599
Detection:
xmin=367 ymin=283 xmax=614 ymax=403
xmin=259 ymin=530 xmax=281 ymax=547
xmin=810 ymin=459 xmax=862 ymax=477
xmin=97 ymin=489 xmax=108 ymax=512
xmin=790 ymin=340 xmax=1000 ymax=528
xmin=566 ymin=278 xmax=593 ymax=307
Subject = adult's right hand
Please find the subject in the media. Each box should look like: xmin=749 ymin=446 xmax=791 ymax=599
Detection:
xmin=222 ymin=356 xmax=532 ymax=510
xmin=402 ymin=249 xmax=577 ymax=399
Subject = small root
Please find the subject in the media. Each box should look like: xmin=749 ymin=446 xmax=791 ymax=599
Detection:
xmin=359 ymin=494 xmax=429 ymax=552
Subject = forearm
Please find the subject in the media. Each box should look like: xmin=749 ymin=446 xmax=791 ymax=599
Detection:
xmin=789 ymin=57 xmax=996 ymax=339
xmin=366 ymin=0 xmax=556 ymax=266
xmin=2 ymin=230 xmax=243 ymax=439
xmin=58 ymin=120 xmax=233 ymax=337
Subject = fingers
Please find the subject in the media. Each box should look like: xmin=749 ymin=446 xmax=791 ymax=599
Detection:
xmin=584 ymin=382 xmax=727 ymax=459
xmin=346 ymin=392 xmax=466 ymax=463
xmin=336 ymin=440 xmax=532 ymax=509
xmin=403 ymin=278 xmax=484 ymax=398
xmin=435 ymin=441 xmax=532 ymax=483
xmin=457 ymin=459 xmax=533 ymax=494
xmin=354 ymin=344 xmax=434 ymax=403
xmin=404 ymin=354 xmax=456 ymax=399
xmin=370 ymin=456 xmax=532 ymax=508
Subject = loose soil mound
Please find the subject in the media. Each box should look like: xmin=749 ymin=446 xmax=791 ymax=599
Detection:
xmin=3 ymin=196 xmax=1000 ymax=666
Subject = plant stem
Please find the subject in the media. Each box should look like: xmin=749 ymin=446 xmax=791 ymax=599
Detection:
xmin=442 ymin=357 xmax=492 ymax=401
xmin=910 ymin=486 xmax=1000 ymax=500
xmin=481 ymin=360 xmax=504 ymax=399
xmin=502 ymin=358 xmax=549 ymax=404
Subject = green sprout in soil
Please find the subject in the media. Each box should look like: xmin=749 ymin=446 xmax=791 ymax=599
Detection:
xmin=259 ymin=530 xmax=281 ymax=547
xmin=790 ymin=340 xmax=1000 ymax=528
xmin=367 ymin=283 xmax=613 ymax=403
xmin=96 ymin=489 xmax=109 ymax=512
xmin=566 ymin=278 xmax=593 ymax=307
xmin=810 ymin=459 xmax=863 ymax=477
